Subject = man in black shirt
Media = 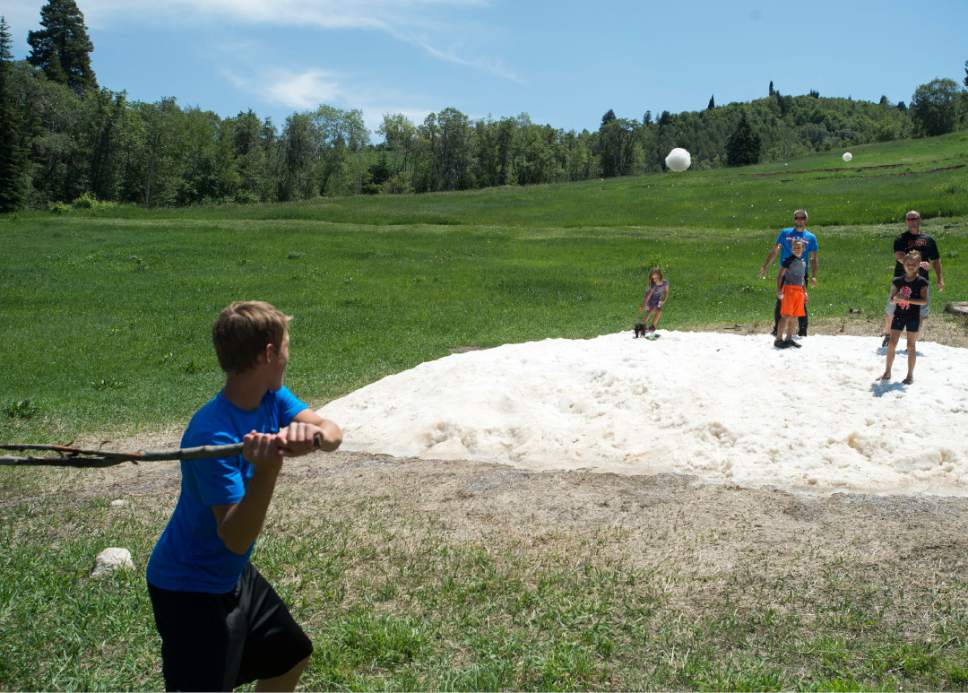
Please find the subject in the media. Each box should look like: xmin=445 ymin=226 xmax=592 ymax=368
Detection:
xmin=880 ymin=210 xmax=945 ymax=345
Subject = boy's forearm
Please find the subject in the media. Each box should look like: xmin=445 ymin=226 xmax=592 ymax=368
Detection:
xmin=216 ymin=467 xmax=280 ymax=555
xmin=316 ymin=420 xmax=342 ymax=451
xmin=291 ymin=410 xmax=343 ymax=452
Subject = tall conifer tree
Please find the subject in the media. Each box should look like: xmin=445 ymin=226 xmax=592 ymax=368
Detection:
xmin=27 ymin=0 xmax=96 ymax=93
xmin=0 ymin=16 xmax=27 ymax=212
xmin=725 ymin=113 xmax=761 ymax=166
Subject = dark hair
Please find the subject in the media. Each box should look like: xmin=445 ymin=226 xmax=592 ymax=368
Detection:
xmin=212 ymin=301 xmax=290 ymax=374
xmin=649 ymin=267 xmax=664 ymax=287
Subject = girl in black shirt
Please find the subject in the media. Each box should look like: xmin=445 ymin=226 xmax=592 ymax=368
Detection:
xmin=881 ymin=251 xmax=930 ymax=385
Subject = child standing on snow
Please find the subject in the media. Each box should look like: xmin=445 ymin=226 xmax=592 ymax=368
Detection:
xmin=775 ymin=239 xmax=808 ymax=349
xmin=637 ymin=267 xmax=670 ymax=337
xmin=881 ymin=250 xmax=929 ymax=385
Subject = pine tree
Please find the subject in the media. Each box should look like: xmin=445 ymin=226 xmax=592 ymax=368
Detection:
xmin=725 ymin=113 xmax=761 ymax=166
xmin=0 ymin=17 xmax=27 ymax=212
xmin=27 ymin=0 xmax=96 ymax=94
xmin=768 ymin=80 xmax=775 ymax=96
xmin=707 ymin=95 xmax=715 ymax=110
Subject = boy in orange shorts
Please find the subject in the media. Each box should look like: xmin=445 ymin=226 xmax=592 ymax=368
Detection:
xmin=775 ymin=239 xmax=807 ymax=349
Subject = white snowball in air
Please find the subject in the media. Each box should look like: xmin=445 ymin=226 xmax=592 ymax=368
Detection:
xmin=665 ymin=148 xmax=692 ymax=172
xmin=842 ymin=152 xmax=853 ymax=162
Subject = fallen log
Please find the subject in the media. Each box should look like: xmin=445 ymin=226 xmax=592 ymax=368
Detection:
xmin=946 ymin=302 xmax=968 ymax=318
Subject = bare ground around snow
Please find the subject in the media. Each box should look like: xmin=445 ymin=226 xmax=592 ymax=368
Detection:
xmin=691 ymin=310 xmax=968 ymax=348
xmin=5 ymin=320 xmax=968 ymax=625
xmin=11 ymin=437 xmax=968 ymax=624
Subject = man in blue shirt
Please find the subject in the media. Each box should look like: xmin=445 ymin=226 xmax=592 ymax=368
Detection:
xmin=758 ymin=209 xmax=819 ymax=337
xmin=146 ymin=301 xmax=342 ymax=691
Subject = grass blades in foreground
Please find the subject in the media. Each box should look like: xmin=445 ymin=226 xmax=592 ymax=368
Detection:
xmin=2 ymin=481 xmax=968 ymax=691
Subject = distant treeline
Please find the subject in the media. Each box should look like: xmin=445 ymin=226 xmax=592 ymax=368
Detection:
xmin=1 ymin=3 xmax=967 ymax=211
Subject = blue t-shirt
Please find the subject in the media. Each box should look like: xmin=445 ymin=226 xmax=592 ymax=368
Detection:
xmin=146 ymin=386 xmax=308 ymax=593
xmin=775 ymin=227 xmax=819 ymax=264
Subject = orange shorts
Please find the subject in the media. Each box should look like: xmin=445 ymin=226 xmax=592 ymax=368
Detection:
xmin=781 ymin=285 xmax=805 ymax=317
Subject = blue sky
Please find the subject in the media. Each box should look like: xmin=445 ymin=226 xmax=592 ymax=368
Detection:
xmin=4 ymin=0 xmax=967 ymax=137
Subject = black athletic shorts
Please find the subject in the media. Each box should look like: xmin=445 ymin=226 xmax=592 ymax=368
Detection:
xmin=147 ymin=564 xmax=312 ymax=691
xmin=891 ymin=311 xmax=921 ymax=334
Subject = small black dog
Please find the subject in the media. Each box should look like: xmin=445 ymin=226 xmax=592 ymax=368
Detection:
xmin=633 ymin=322 xmax=646 ymax=338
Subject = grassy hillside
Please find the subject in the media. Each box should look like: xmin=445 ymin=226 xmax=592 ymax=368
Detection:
xmin=30 ymin=130 xmax=967 ymax=230
xmin=2 ymin=132 xmax=967 ymax=441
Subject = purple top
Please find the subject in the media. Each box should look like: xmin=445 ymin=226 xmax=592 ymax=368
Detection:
xmin=646 ymin=281 xmax=669 ymax=308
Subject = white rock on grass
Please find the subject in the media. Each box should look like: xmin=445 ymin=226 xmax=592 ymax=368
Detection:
xmin=109 ymin=499 xmax=126 ymax=507
xmin=92 ymin=547 xmax=134 ymax=578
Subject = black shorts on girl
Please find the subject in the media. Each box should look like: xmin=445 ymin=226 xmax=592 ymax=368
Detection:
xmin=891 ymin=311 xmax=921 ymax=334
xmin=147 ymin=563 xmax=312 ymax=691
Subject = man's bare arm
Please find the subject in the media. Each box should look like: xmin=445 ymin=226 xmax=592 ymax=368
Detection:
xmin=759 ymin=244 xmax=781 ymax=278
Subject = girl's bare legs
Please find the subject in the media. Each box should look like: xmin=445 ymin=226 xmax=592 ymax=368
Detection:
xmin=881 ymin=330 xmax=901 ymax=379
xmin=903 ymin=332 xmax=918 ymax=384
xmin=649 ymin=308 xmax=663 ymax=329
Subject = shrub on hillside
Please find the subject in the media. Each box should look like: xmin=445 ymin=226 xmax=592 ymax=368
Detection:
xmin=71 ymin=193 xmax=118 ymax=212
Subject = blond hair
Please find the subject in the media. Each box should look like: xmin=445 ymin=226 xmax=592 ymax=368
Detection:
xmin=212 ymin=301 xmax=290 ymax=374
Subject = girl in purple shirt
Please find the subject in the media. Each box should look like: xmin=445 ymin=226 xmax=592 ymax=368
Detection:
xmin=638 ymin=267 xmax=670 ymax=336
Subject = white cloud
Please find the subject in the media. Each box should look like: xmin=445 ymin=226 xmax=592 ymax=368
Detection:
xmin=264 ymin=69 xmax=341 ymax=110
xmin=18 ymin=0 xmax=520 ymax=83
xmin=2 ymin=2 xmax=47 ymax=45
xmin=401 ymin=34 xmax=523 ymax=84
xmin=361 ymin=107 xmax=434 ymax=135
xmin=223 ymin=66 xmax=340 ymax=110
xmin=223 ymin=62 xmax=436 ymax=136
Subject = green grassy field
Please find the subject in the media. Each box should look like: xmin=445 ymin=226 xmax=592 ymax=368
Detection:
xmin=2 ymin=131 xmax=967 ymax=442
xmin=19 ymin=129 xmax=966 ymax=230
xmin=2 ymin=132 xmax=968 ymax=691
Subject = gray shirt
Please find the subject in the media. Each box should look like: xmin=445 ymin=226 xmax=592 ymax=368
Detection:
xmin=781 ymin=255 xmax=806 ymax=287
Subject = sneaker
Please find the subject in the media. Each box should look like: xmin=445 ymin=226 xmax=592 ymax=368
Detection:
xmin=785 ymin=339 xmax=802 ymax=349
xmin=881 ymin=334 xmax=890 ymax=348
xmin=774 ymin=339 xmax=788 ymax=349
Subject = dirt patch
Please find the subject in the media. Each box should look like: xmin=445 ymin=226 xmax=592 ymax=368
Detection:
xmin=746 ymin=162 xmax=907 ymax=177
xmin=23 ymin=440 xmax=968 ymax=619
xmin=745 ymin=162 xmax=966 ymax=178
xmin=691 ymin=312 xmax=968 ymax=348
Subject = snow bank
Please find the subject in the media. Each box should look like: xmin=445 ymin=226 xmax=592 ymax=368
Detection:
xmin=318 ymin=332 xmax=968 ymax=496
